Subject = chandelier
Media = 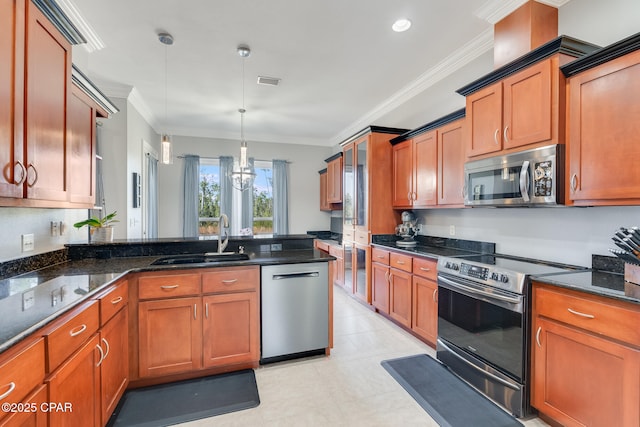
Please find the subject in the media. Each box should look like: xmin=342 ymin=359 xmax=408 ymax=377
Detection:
xmin=229 ymin=44 xmax=256 ymax=191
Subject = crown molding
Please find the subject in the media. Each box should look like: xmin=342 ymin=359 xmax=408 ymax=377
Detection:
xmin=474 ymin=0 xmax=572 ymax=25
xmin=55 ymin=0 xmax=104 ymax=52
xmin=330 ymin=27 xmax=494 ymax=145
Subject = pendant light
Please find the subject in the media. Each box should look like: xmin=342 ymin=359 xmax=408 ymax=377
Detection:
xmin=229 ymin=44 xmax=256 ymax=191
xmin=159 ymin=32 xmax=173 ymax=164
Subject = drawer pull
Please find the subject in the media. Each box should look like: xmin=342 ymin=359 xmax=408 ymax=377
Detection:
xmin=536 ymin=326 xmax=542 ymax=348
xmin=160 ymin=285 xmax=179 ymax=290
xmin=0 ymin=382 xmax=16 ymax=400
xmin=110 ymin=296 xmax=123 ymax=305
xmin=376 ymin=255 xmax=386 ymax=259
xmin=69 ymin=324 xmax=87 ymax=337
xmin=420 ymin=267 xmax=431 ymax=272
xmin=396 ymin=260 xmax=405 ymax=265
xmin=96 ymin=343 xmax=105 ymax=367
xmin=221 ymin=279 xmax=238 ymax=284
xmin=567 ymin=308 xmax=595 ymax=319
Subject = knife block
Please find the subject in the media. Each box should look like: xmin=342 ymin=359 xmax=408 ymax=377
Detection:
xmin=624 ymin=263 xmax=640 ymax=285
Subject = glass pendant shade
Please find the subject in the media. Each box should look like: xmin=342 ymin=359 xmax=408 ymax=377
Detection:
xmin=161 ymin=134 xmax=173 ymax=164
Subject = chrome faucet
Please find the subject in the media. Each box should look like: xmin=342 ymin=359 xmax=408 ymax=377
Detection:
xmin=218 ymin=214 xmax=229 ymax=253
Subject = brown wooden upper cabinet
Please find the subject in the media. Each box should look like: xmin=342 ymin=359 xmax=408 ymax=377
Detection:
xmin=458 ymin=36 xmax=600 ymax=161
xmin=0 ymin=0 xmax=115 ymax=208
xmin=466 ymin=59 xmax=554 ymax=157
xmin=326 ymin=154 xmax=342 ymax=204
xmin=319 ymin=169 xmax=330 ymax=211
xmin=564 ymin=43 xmax=640 ymax=206
xmin=391 ymin=111 xmax=465 ymax=209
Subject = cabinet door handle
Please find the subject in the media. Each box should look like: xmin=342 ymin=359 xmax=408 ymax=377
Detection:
xmin=494 ymin=128 xmax=500 ymax=145
xmin=389 ymin=273 xmax=393 ymax=284
xmin=432 ymin=289 xmax=438 ymax=303
xmin=110 ymin=296 xmax=123 ymax=305
xmin=96 ymin=343 xmax=105 ymax=367
xmin=14 ymin=161 xmax=27 ymax=185
xmin=69 ymin=324 xmax=87 ymax=337
xmin=205 ymin=303 xmax=209 ymax=319
xmin=536 ymin=326 xmax=542 ymax=348
xmin=384 ymin=270 xmax=389 ymax=283
xmin=570 ymin=174 xmax=578 ymax=192
xmin=160 ymin=284 xmax=179 ymax=290
xmin=194 ymin=304 xmax=197 ymax=319
xmin=26 ymin=164 xmax=38 ymax=187
xmin=407 ymin=192 xmax=412 ymax=202
xmin=101 ymin=338 xmax=110 ymax=360
xmin=503 ymin=126 xmax=509 ymax=144
xmin=412 ymin=192 xmax=417 ymax=201
xmin=221 ymin=279 xmax=238 ymax=284
xmin=567 ymin=308 xmax=595 ymax=319
xmin=0 ymin=382 xmax=16 ymax=400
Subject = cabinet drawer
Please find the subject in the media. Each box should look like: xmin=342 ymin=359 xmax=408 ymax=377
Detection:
xmin=202 ymin=266 xmax=259 ymax=294
xmin=390 ymin=252 xmax=412 ymax=273
xmin=138 ymin=273 xmax=200 ymax=300
xmin=98 ymin=280 xmax=128 ymax=326
xmin=355 ymin=230 xmax=370 ymax=246
xmin=329 ymin=245 xmax=343 ymax=258
xmin=44 ymin=300 xmax=99 ymax=372
xmin=413 ymin=257 xmax=437 ymax=280
xmin=534 ymin=284 xmax=640 ymax=346
xmin=315 ymin=240 xmax=330 ymax=252
xmin=0 ymin=339 xmax=45 ymax=412
xmin=371 ymin=247 xmax=390 ymax=265
xmin=343 ymin=228 xmax=354 ymax=242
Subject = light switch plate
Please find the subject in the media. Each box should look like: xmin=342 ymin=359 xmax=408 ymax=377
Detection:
xmin=22 ymin=234 xmax=34 ymax=252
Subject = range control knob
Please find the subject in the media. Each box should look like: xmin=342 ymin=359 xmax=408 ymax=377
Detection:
xmin=490 ymin=272 xmax=499 ymax=281
xmin=451 ymin=263 xmax=459 ymax=271
xmin=500 ymin=274 xmax=509 ymax=283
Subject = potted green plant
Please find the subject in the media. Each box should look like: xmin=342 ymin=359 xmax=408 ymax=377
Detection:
xmin=73 ymin=211 xmax=119 ymax=242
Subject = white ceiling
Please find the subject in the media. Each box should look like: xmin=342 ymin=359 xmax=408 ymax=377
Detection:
xmin=66 ymin=0 xmax=562 ymax=146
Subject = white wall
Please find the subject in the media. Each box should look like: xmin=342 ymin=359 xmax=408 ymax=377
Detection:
xmin=157 ymin=135 xmax=333 ymax=237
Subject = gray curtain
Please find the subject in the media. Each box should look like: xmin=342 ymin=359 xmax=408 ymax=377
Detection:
xmin=146 ymin=154 xmax=158 ymax=238
xmin=241 ymin=157 xmax=255 ymax=232
xmin=183 ymin=155 xmax=200 ymax=237
xmin=272 ymin=159 xmax=289 ymax=235
xmin=219 ymin=156 xmax=234 ymax=231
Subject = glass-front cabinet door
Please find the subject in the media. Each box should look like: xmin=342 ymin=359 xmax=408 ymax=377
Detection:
xmin=355 ymin=137 xmax=368 ymax=228
xmin=343 ymin=145 xmax=354 ymax=228
xmin=354 ymin=243 xmax=369 ymax=302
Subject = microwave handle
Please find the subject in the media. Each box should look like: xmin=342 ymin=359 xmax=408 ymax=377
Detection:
xmin=519 ymin=161 xmax=530 ymax=202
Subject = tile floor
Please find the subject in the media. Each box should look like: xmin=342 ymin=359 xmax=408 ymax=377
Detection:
xmin=180 ymin=285 xmax=551 ymax=426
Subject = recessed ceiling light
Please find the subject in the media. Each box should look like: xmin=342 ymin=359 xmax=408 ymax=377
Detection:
xmin=392 ymin=18 xmax=412 ymax=32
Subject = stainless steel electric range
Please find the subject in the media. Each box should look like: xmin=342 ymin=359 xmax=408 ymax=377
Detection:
xmin=436 ymin=253 xmax=576 ymax=418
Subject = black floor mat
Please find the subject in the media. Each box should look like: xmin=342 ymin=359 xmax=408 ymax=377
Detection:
xmin=381 ymin=354 xmax=523 ymax=427
xmin=107 ymin=369 xmax=260 ymax=426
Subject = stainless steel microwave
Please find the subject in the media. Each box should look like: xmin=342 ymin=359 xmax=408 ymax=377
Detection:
xmin=464 ymin=145 xmax=565 ymax=207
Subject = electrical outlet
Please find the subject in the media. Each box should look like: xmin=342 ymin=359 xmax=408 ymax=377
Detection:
xmin=21 ymin=234 xmax=34 ymax=252
xmin=449 ymin=225 xmax=456 ymax=236
xmin=22 ymin=290 xmax=35 ymax=311
xmin=270 ymin=243 xmax=283 ymax=251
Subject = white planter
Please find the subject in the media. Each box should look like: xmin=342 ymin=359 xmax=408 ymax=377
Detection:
xmin=91 ymin=226 xmax=114 ymax=243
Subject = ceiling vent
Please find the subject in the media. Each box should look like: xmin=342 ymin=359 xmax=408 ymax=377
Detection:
xmin=257 ymin=76 xmax=281 ymax=86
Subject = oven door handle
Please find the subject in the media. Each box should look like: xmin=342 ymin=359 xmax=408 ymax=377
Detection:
xmin=438 ymin=275 xmax=522 ymax=305
xmin=438 ymin=339 xmax=520 ymax=391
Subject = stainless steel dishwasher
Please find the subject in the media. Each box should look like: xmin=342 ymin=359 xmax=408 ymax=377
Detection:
xmin=261 ymin=262 xmax=329 ymax=363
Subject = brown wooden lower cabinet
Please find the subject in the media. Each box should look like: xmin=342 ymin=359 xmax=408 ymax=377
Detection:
xmin=0 ymin=384 xmax=48 ymax=427
xmin=389 ymin=268 xmax=412 ymax=328
xmin=202 ymin=292 xmax=259 ymax=367
xmin=531 ymin=282 xmax=640 ymax=427
xmin=138 ymin=297 xmax=203 ymax=378
xmin=99 ymin=307 xmax=128 ymax=426
xmin=411 ymin=275 xmax=438 ymax=344
xmin=47 ymin=334 xmax=101 ymax=427
xmin=371 ymin=262 xmax=390 ymax=314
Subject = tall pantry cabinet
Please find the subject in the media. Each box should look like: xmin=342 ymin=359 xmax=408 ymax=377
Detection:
xmin=341 ymin=127 xmax=406 ymax=304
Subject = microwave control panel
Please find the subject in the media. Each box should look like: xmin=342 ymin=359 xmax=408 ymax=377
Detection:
xmin=533 ymin=160 xmax=553 ymax=197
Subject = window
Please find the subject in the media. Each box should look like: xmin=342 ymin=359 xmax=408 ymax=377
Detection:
xmin=198 ymin=159 xmax=273 ymax=236
xmin=199 ymin=158 xmax=221 ymax=236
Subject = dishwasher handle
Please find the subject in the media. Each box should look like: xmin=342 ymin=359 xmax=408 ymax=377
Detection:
xmin=272 ymin=271 xmax=320 ymax=280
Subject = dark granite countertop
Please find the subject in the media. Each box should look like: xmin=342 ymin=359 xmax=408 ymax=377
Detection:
xmin=532 ymin=269 xmax=640 ymax=305
xmin=0 ymin=249 xmax=332 ymax=354
xmin=371 ymin=242 xmax=482 ymax=259
xmin=371 ymin=235 xmax=494 ymax=259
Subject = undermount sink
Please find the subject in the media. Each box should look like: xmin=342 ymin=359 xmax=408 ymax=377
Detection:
xmin=150 ymin=253 xmax=250 ymax=266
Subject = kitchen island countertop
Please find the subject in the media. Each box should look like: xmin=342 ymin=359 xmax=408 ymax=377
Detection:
xmin=0 ymin=249 xmax=333 ymax=354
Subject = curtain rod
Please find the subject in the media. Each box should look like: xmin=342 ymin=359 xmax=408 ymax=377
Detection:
xmin=176 ymin=155 xmax=291 ymax=163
